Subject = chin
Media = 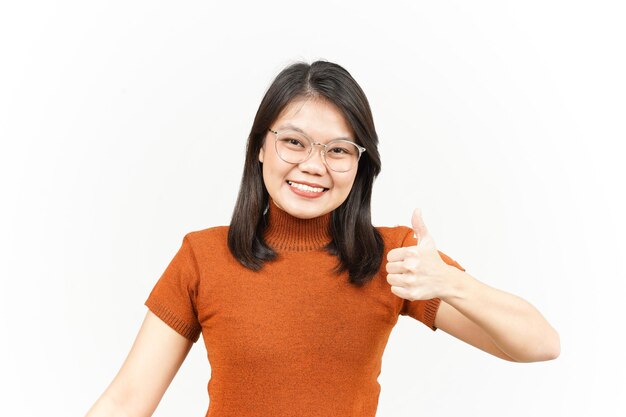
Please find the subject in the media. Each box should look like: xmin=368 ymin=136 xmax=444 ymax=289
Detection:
xmin=288 ymin=206 xmax=328 ymax=219
xmin=279 ymin=199 xmax=330 ymax=220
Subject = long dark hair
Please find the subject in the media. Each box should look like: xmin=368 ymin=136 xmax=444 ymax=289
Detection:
xmin=227 ymin=60 xmax=383 ymax=287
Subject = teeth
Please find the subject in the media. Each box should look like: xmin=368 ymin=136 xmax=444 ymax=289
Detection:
xmin=288 ymin=181 xmax=325 ymax=193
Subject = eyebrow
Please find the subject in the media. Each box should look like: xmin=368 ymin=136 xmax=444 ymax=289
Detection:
xmin=276 ymin=123 xmax=355 ymax=142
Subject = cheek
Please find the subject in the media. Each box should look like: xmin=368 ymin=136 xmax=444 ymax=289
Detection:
xmin=336 ymin=173 xmax=358 ymax=195
xmin=262 ymin=163 xmax=278 ymax=191
xmin=261 ymin=153 xmax=289 ymax=189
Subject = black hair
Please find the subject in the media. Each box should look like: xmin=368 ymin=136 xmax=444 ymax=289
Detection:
xmin=227 ymin=60 xmax=383 ymax=286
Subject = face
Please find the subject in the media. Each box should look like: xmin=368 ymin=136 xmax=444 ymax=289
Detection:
xmin=258 ymin=97 xmax=359 ymax=219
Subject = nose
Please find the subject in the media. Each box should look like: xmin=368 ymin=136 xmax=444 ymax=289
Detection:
xmin=298 ymin=144 xmax=327 ymax=175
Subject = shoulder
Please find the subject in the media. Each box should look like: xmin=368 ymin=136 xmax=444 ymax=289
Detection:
xmin=375 ymin=225 xmax=414 ymax=251
xmin=176 ymin=225 xmax=241 ymax=267
xmin=182 ymin=225 xmax=230 ymax=251
xmin=185 ymin=225 xmax=229 ymax=239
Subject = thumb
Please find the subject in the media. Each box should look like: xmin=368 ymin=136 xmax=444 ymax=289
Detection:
xmin=411 ymin=208 xmax=433 ymax=246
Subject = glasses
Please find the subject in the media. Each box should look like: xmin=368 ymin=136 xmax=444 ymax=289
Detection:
xmin=268 ymin=128 xmax=366 ymax=173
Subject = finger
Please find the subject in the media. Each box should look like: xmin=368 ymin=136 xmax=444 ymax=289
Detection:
xmin=387 ymin=246 xmax=417 ymax=262
xmin=386 ymin=261 xmax=409 ymax=274
xmin=411 ymin=208 xmax=428 ymax=242
xmin=411 ymin=208 xmax=436 ymax=248
xmin=386 ymin=273 xmax=407 ymax=287
xmin=390 ymin=285 xmax=412 ymax=300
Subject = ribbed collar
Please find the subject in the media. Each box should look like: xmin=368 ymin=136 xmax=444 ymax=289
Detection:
xmin=263 ymin=199 xmax=333 ymax=252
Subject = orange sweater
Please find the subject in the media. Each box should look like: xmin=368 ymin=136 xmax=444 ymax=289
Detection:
xmin=145 ymin=201 xmax=465 ymax=417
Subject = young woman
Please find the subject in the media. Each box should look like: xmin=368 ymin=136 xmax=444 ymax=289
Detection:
xmin=85 ymin=60 xmax=560 ymax=417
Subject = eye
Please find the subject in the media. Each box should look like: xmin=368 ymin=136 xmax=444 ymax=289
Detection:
xmin=276 ymin=130 xmax=309 ymax=148
xmin=328 ymin=146 xmax=350 ymax=154
xmin=286 ymin=138 xmax=305 ymax=147
xmin=277 ymin=134 xmax=309 ymax=152
xmin=327 ymin=142 xmax=358 ymax=156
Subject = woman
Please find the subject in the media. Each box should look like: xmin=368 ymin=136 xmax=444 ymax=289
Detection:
xmin=85 ymin=60 xmax=560 ymax=417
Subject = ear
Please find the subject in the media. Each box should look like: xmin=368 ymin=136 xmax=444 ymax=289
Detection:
xmin=258 ymin=145 xmax=265 ymax=163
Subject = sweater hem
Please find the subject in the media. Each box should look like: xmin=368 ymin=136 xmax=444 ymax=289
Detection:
xmin=145 ymin=298 xmax=202 ymax=343
xmin=424 ymin=297 xmax=442 ymax=331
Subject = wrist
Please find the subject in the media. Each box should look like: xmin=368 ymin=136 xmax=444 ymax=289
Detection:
xmin=441 ymin=266 xmax=477 ymax=303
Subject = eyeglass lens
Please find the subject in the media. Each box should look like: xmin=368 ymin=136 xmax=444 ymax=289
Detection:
xmin=274 ymin=131 xmax=360 ymax=172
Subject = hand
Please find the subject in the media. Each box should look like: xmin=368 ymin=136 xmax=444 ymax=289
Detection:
xmin=386 ymin=208 xmax=454 ymax=301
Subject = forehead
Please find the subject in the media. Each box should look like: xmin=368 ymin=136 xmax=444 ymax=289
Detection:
xmin=273 ymin=97 xmax=355 ymax=140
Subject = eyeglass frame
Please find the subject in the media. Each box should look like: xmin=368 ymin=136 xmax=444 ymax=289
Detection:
xmin=267 ymin=127 xmax=366 ymax=173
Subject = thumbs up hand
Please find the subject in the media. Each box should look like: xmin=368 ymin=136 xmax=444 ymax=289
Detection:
xmin=386 ymin=208 xmax=455 ymax=301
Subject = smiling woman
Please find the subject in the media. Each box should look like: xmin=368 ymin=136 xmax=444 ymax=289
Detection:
xmin=84 ymin=60 xmax=559 ymax=417
xmin=259 ymin=99 xmax=360 ymax=219
xmin=228 ymin=61 xmax=385 ymax=283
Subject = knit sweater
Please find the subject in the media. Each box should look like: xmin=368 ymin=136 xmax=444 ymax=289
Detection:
xmin=145 ymin=201 xmax=465 ymax=417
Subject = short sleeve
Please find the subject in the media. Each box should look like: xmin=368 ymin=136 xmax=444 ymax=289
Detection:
xmin=144 ymin=234 xmax=202 ymax=343
xmin=397 ymin=228 xmax=466 ymax=331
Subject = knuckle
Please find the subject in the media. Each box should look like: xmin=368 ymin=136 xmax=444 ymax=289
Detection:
xmin=402 ymin=259 xmax=419 ymax=273
xmin=406 ymin=247 xmax=419 ymax=257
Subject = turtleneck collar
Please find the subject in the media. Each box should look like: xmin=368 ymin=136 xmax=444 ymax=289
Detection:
xmin=263 ymin=199 xmax=333 ymax=252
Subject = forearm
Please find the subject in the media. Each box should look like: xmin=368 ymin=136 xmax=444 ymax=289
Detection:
xmin=442 ymin=267 xmax=560 ymax=362
xmin=84 ymin=392 xmax=131 ymax=417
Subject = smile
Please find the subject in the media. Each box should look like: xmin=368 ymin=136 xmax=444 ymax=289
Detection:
xmin=286 ymin=180 xmax=329 ymax=193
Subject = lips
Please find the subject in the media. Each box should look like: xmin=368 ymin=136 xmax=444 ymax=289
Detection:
xmin=286 ymin=180 xmax=329 ymax=193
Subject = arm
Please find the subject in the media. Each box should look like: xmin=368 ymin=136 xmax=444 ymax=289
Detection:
xmin=434 ymin=268 xmax=560 ymax=363
xmin=387 ymin=209 xmax=560 ymax=363
xmin=84 ymin=310 xmax=194 ymax=417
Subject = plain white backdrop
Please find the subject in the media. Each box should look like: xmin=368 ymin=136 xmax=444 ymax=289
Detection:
xmin=1 ymin=1 xmax=624 ymax=416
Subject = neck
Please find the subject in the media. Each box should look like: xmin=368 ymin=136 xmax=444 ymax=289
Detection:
xmin=263 ymin=200 xmax=332 ymax=252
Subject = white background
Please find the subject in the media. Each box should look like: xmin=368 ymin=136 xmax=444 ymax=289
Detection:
xmin=1 ymin=1 xmax=624 ymax=416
